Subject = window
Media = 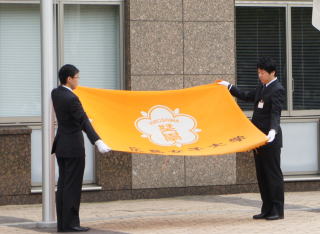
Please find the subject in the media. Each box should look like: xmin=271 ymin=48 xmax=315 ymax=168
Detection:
xmin=236 ymin=2 xmax=320 ymax=177
xmin=0 ymin=2 xmax=124 ymax=186
xmin=236 ymin=5 xmax=320 ymax=114
xmin=64 ymin=4 xmax=121 ymax=89
xmin=292 ymin=7 xmax=320 ymax=110
xmin=236 ymin=7 xmax=287 ymax=111
xmin=0 ymin=2 xmax=122 ymax=119
xmin=0 ymin=4 xmax=41 ymax=117
xmin=281 ymin=120 xmax=319 ymax=175
xmin=31 ymin=128 xmax=96 ymax=185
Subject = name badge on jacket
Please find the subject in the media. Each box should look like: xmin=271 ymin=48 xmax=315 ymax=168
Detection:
xmin=258 ymin=100 xmax=264 ymax=109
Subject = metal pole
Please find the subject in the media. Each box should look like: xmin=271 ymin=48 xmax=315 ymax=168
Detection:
xmin=40 ymin=0 xmax=56 ymax=227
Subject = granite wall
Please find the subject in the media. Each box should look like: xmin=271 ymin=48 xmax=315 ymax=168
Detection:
xmin=0 ymin=127 xmax=32 ymax=204
xmin=129 ymin=0 xmax=237 ymax=192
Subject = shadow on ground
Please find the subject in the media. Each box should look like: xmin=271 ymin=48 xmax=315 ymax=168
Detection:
xmin=179 ymin=195 xmax=320 ymax=212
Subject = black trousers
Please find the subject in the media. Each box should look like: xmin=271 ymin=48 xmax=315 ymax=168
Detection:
xmin=56 ymin=156 xmax=85 ymax=231
xmin=254 ymin=147 xmax=284 ymax=216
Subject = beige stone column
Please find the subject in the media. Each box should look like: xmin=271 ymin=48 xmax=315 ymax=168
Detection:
xmin=129 ymin=0 xmax=237 ymax=190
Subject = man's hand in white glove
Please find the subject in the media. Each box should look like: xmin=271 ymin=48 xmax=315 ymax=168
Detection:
xmin=267 ymin=129 xmax=276 ymax=143
xmin=217 ymin=80 xmax=231 ymax=89
xmin=95 ymin=139 xmax=111 ymax=154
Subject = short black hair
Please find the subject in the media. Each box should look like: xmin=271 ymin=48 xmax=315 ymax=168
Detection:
xmin=58 ymin=64 xmax=79 ymax=85
xmin=257 ymin=57 xmax=277 ymax=75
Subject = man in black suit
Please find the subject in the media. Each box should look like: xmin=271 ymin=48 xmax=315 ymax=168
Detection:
xmin=218 ymin=57 xmax=285 ymax=220
xmin=51 ymin=64 xmax=111 ymax=232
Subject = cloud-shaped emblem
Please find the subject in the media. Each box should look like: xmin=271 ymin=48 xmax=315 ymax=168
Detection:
xmin=135 ymin=105 xmax=201 ymax=147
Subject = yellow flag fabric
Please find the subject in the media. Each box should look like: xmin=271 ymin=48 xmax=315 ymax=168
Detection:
xmin=74 ymin=84 xmax=267 ymax=156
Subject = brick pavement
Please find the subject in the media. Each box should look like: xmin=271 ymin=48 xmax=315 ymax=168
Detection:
xmin=0 ymin=191 xmax=320 ymax=233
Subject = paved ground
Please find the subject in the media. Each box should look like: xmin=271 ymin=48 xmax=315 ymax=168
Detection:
xmin=1 ymin=191 xmax=320 ymax=233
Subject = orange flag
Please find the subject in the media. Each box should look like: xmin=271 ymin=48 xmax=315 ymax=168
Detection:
xmin=74 ymin=84 xmax=267 ymax=156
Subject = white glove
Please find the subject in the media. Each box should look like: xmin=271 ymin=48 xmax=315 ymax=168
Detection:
xmin=95 ymin=139 xmax=111 ymax=153
xmin=267 ymin=129 xmax=276 ymax=143
xmin=217 ymin=80 xmax=230 ymax=88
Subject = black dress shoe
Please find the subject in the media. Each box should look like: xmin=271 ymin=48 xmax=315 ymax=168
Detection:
xmin=253 ymin=213 xmax=268 ymax=219
xmin=265 ymin=214 xmax=284 ymax=221
xmin=59 ymin=226 xmax=90 ymax=232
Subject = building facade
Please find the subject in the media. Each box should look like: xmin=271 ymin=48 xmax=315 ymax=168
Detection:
xmin=1 ymin=0 xmax=320 ymax=205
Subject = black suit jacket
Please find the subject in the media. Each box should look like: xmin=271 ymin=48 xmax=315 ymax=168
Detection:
xmin=51 ymin=86 xmax=100 ymax=158
xmin=229 ymin=79 xmax=285 ymax=149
